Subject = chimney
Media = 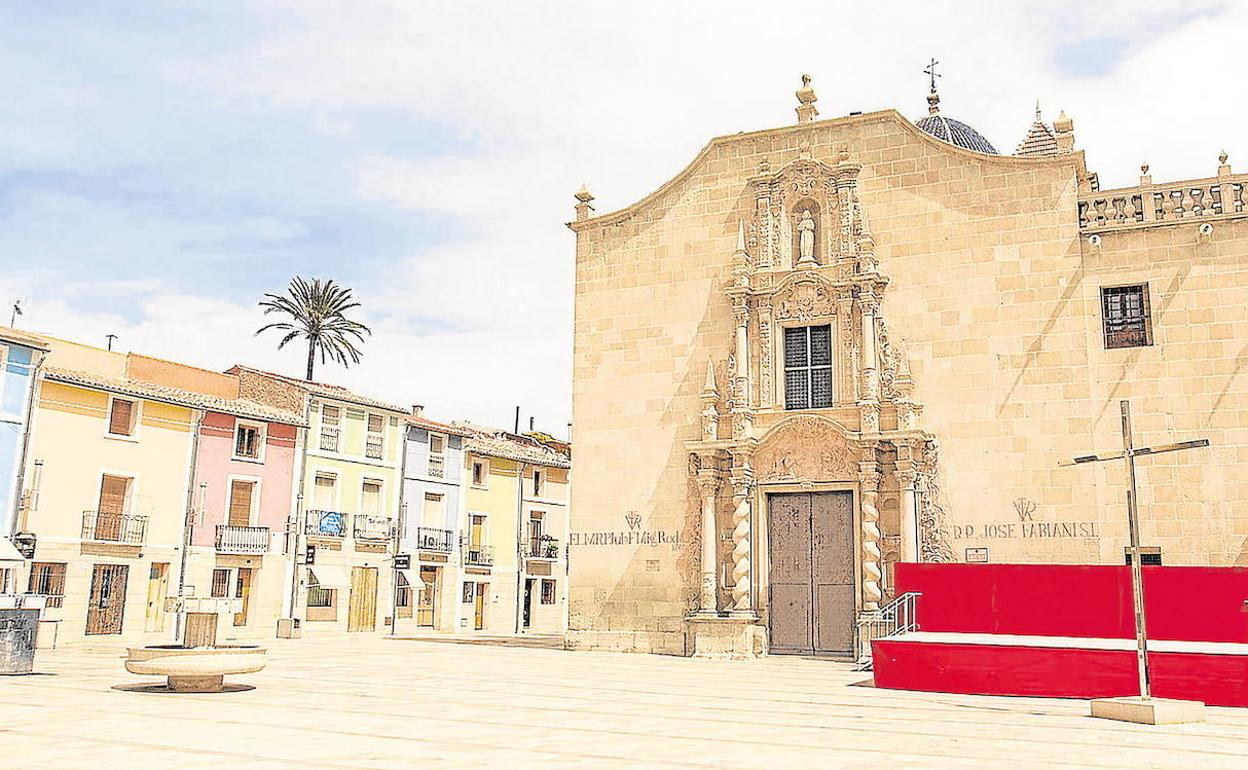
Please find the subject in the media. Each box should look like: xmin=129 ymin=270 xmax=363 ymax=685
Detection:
xmin=529 ymin=416 xmax=535 ymax=431
xmin=514 ymin=405 xmax=520 ymax=434
xmin=411 ymin=404 xmax=424 ymax=418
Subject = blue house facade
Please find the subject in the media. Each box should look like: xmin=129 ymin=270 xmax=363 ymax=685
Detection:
xmin=1 ymin=328 xmax=48 ymax=590
xmin=399 ymin=415 xmax=466 ymax=631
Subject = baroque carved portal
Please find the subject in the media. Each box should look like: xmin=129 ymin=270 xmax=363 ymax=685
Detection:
xmin=774 ymin=276 xmax=835 ymax=322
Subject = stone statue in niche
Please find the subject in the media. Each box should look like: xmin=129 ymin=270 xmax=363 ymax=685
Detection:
xmin=797 ymin=209 xmax=817 ymax=264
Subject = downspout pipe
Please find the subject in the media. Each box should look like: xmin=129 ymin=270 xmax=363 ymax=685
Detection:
xmin=514 ymin=460 xmax=528 ymax=635
xmin=286 ymin=394 xmax=312 ymax=628
xmin=174 ymin=409 xmax=206 ymax=643
xmin=10 ymin=350 xmax=45 ymax=537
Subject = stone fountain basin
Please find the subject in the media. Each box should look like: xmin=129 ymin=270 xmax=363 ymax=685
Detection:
xmin=125 ymin=644 xmax=266 ymax=692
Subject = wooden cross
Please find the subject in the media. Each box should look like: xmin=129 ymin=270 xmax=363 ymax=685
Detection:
xmin=923 ymin=58 xmax=941 ymax=93
xmin=1060 ymin=400 xmax=1210 ymax=699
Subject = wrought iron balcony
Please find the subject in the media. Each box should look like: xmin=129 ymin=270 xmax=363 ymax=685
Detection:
xmin=462 ymin=541 xmax=494 ymax=567
xmin=527 ymin=535 xmax=560 ymax=560
xmin=353 ymin=515 xmax=392 ymax=542
xmin=81 ymin=511 xmax=147 ymax=545
xmin=415 ymin=526 xmax=454 ymax=552
xmin=215 ymin=524 xmax=271 ymax=554
xmin=305 ymin=509 xmax=348 ymax=538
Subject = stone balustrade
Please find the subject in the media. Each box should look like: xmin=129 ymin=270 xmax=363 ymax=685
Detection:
xmin=1079 ymin=167 xmax=1248 ymax=231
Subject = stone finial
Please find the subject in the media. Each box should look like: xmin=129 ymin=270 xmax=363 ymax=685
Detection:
xmin=703 ymin=359 xmax=718 ymax=397
xmin=1139 ymin=162 xmax=1151 ymax=186
xmin=1141 ymin=163 xmax=1150 ymax=175
xmin=735 ymin=220 xmax=747 ymax=253
xmin=1053 ymin=110 xmax=1074 ymax=154
xmin=574 ymin=183 xmax=595 ymax=221
xmin=1218 ymin=150 xmax=1232 ymax=177
xmin=927 ymin=90 xmax=941 ymax=116
xmin=795 ymin=74 xmax=818 ymax=124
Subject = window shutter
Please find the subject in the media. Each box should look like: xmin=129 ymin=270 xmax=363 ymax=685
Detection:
xmin=314 ymin=475 xmax=336 ymax=510
xmin=98 ymin=475 xmax=130 ymax=515
xmin=228 ymin=481 xmax=255 ymax=526
xmin=361 ymin=482 xmax=382 ymax=517
xmin=109 ymin=399 xmax=133 ymax=436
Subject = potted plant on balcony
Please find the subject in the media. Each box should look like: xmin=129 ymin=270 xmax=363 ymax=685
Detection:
xmin=540 ymin=534 xmax=559 ymax=559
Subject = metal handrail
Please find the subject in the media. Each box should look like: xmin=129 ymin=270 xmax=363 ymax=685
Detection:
xmin=463 ymin=541 xmax=494 ymax=567
xmin=305 ymin=509 xmax=348 ymax=538
xmin=415 ymin=527 xmax=454 ymax=552
xmin=526 ymin=535 xmax=560 ymax=559
xmin=854 ymin=591 xmax=921 ymax=669
xmin=81 ymin=511 xmax=148 ymax=544
xmin=353 ymin=515 xmax=392 ymax=541
xmin=215 ymin=524 xmax=270 ymax=554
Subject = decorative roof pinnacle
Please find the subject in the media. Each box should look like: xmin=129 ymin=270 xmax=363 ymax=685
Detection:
xmin=795 ymin=74 xmax=818 ymax=123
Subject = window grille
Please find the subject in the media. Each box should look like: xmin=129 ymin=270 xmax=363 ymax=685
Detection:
xmin=1101 ymin=284 xmax=1153 ymax=349
xmin=783 ymin=324 xmax=833 ymax=409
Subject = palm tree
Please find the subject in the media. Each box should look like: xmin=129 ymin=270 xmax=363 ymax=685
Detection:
xmin=256 ymin=276 xmax=372 ymax=381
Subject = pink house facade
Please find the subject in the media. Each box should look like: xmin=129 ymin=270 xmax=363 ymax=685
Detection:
xmin=185 ymin=409 xmax=304 ymax=639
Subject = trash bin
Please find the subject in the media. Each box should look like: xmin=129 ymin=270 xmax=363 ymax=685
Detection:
xmin=0 ymin=609 xmax=39 ymax=675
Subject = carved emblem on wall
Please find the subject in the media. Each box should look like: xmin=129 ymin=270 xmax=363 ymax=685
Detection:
xmin=775 ymin=277 xmax=834 ymax=321
xmin=755 ymin=416 xmax=858 ymax=482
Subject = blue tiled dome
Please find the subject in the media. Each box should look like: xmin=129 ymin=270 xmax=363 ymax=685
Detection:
xmin=915 ymin=113 xmax=998 ymax=155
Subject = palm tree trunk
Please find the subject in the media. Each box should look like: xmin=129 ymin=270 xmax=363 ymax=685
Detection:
xmin=305 ymin=336 xmax=316 ymax=381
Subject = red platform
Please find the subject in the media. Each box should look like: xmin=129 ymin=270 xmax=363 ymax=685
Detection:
xmin=870 ymin=563 xmax=1248 ymax=707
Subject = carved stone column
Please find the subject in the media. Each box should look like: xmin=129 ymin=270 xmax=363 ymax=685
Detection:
xmin=694 ymin=465 xmax=721 ymax=616
xmin=895 ymin=441 xmax=919 ymax=563
xmin=860 ymin=291 xmax=879 ymax=400
xmin=728 ymin=451 xmax=755 ymax=616
xmin=858 ymin=453 xmax=884 ymax=611
xmin=731 ymin=300 xmax=752 ymax=439
xmin=757 ymin=297 xmax=773 ymax=408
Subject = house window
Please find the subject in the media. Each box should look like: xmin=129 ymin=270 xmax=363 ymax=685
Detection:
xmin=428 ymin=434 xmax=446 ymax=478
xmin=541 ymin=579 xmax=556 ymax=605
xmin=211 ymin=568 xmax=231 ymax=598
xmin=783 ymin=324 xmax=833 ymax=409
xmin=307 ymin=574 xmax=335 ymax=608
xmin=27 ymin=562 xmax=66 ymax=608
xmin=227 ymin=479 xmax=256 ymax=527
xmin=1101 ymin=284 xmax=1153 ymax=349
xmin=462 ymin=581 xmax=475 ymax=603
xmin=528 ymin=512 xmax=544 ymax=555
xmin=361 ymin=480 xmax=383 ymax=518
xmin=422 ymin=492 xmax=445 ymax=527
xmin=107 ymin=397 xmax=138 ymax=437
xmin=365 ymin=414 xmax=384 ymax=459
xmin=471 ymin=459 xmax=487 ymax=487
xmin=532 ymin=469 xmax=543 ymax=497
xmin=320 ymin=405 xmax=340 ymax=451
xmin=234 ymin=422 xmax=264 ymax=460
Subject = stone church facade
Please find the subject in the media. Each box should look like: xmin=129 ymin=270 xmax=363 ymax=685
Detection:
xmin=566 ymin=77 xmax=1248 ymax=657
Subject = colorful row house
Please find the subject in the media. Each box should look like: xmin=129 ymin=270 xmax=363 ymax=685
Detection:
xmin=1 ymin=325 xmax=572 ymax=645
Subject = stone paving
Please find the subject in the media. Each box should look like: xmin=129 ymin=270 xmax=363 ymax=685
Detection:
xmin=3 ymin=636 xmax=1247 ymax=768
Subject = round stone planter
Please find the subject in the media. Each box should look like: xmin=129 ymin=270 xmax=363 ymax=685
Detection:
xmin=124 ymin=644 xmax=266 ymax=693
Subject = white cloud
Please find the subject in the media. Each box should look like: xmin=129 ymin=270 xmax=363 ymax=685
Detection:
xmin=12 ymin=0 xmax=1246 ymax=435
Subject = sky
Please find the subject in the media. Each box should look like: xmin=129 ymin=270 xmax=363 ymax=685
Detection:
xmin=0 ymin=0 xmax=1242 ymax=435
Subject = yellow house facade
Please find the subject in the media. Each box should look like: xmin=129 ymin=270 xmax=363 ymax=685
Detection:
xmin=23 ymin=342 xmax=197 ymax=642
xmin=461 ymin=430 xmax=570 ymax=635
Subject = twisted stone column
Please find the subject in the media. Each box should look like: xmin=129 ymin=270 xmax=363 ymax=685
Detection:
xmin=858 ymin=458 xmax=883 ymax=611
xmin=729 ymin=492 xmax=752 ymax=614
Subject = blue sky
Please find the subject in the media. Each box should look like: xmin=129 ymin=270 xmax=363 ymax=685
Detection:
xmin=0 ymin=1 xmax=1240 ymax=431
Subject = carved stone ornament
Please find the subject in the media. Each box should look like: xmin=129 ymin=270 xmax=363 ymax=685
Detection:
xmin=755 ymin=416 xmax=858 ymax=482
xmin=775 ymin=276 xmax=835 ymax=321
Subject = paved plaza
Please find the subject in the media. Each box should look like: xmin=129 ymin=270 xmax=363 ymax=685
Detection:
xmin=3 ymin=637 xmax=1247 ymax=769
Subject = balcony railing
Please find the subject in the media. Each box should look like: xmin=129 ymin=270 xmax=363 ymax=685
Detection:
xmin=527 ymin=535 xmax=560 ymax=560
xmin=81 ymin=511 xmax=147 ymax=545
xmin=1078 ymin=170 xmax=1248 ymax=231
xmin=427 ymin=454 xmax=445 ymax=478
xmin=353 ymin=515 xmax=392 ymax=542
xmin=416 ymin=527 xmax=454 ymax=552
xmin=305 ymin=509 xmax=348 ymax=538
xmin=463 ymin=541 xmax=494 ymax=567
xmin=215 ymin=524 xmax=271 ymax=554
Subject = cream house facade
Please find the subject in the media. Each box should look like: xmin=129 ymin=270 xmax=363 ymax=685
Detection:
xmin=567 ymin=77 xmax=1248 ymax=657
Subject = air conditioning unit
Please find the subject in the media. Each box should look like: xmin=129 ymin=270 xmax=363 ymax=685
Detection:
xmin=276 ymin=617 xmax=301 ymax=639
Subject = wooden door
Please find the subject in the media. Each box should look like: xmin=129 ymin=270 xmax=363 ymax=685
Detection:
xmin=415 ymin=567 xmax=436 ymax=626
xmin=96 ymin=475 xmax=131 ymax=540
xmin=144 ymin=563 xmax=169 ymax=632
xmin=473 ymin=583 xmax=486 ymax=630
xmin=523 ymin=579 xmax=534 ymax=628
xmin=347 ymin=566 xmax=378 ymax=632
xmin=86 ymin=564 xmax=129 ymax=635
xmin=767 ymin=492 xmax=855 ymax=656
xmin=233 ymin=568 xmax=253 ymax=627
xmin=228 ymin=480 xmax=255 ymax=527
